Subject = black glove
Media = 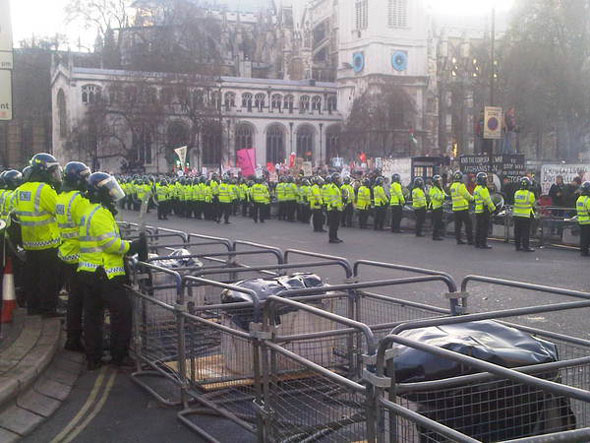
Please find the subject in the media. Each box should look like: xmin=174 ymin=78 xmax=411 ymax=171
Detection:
xmin=127 ymin=239 xmax=141 ymax=256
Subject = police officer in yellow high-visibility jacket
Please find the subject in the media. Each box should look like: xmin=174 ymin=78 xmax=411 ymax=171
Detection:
xmin=251 ymin=177 xmax=270 ymax=223
xmin=411 ymin=177 xmax=427 ymax=237
xmin=390 ymin=174 xmax=405 ymax=233
xmin=14 ymin=153 xmax=62 ymax=317
xmin=449 ymin=171 xmax=474 ymax=245
xmin=217 ymin=176 xmax=234 ymax=224
xmin=576 ymin=181 xmax=590 ymax=257
xmin=357 ymin=179 xmax=372 ymax=229
xmin=429 ymin=175 xmax=447 ymax=240
xmin=513 ymin=176 xmax=536 ymax=252
xmin=473 ymin=172 xmax=496 ymax=249
xmin=326 ymin=173 xmax=344 ymax=243
xmin=78 ymin=172 xmax=144 ymax=370
xmin=341 ymin=177 xmax=355 ymax=227
xmin=373 ymin=177 xmax=388 ymax=231
xmin=56 ymin=162 xmax=91 ymax=352
xmin=310 ymin=177 xmax=325 ymax=232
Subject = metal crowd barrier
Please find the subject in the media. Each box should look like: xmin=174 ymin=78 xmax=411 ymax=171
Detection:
xmin=124 ymin=223 xmax=590 ymax=442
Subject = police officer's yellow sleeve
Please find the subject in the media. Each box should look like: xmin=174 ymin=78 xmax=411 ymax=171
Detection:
xmin=460 ymin=184 xmax=474 ymax=202
xmin=94 ymin=210 xmax=130 ymax=255
xmin=40 ymin=185 xmax=58 ymax=215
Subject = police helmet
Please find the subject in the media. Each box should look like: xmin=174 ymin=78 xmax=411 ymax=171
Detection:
xmin=520 ymin=176 xmax=532 ymax=189
xmin=86 ymin=172 xmax=125 ymax=205
xmin=453 ymin=171 xmax=463 ymax=182
xmin=302 ymin=179 xmax=310 ymax=186
xmin=363 ymin=178 xmax=371 ymax=187
xmin=4 ymin=170 xmax=23 ymax=190
xmin=375 ymin=176 xmax=384 ymax=186
xmin=580 ymin=181 xmax=590 ymax=195
xmin=0 ymin=173 xmax=6 ymax=190
xmin=22 ymin=165 xmax=33 ymax=183
xmin=414 ymin=177 xmax=424 ymax=188
xmin=63 ymin=161 xmax=91 ymax=192
xmin=476 ymin=172 xmax=488 ymax=186
xmin=391 ymin=173 xmax=401 ymax=183
xmin=30 ymin=153 xmax=62 ymax=185
xmin=315 ymin=176 xmax=325 ymax=185
xmin=432 ymin=174 xmax=442 ymax=185
xmin=343 ymin=176 xmax=351 ymax=184
xmin=331 ymin=173 xmax=341 ymax=184
xmin=324 ymin=175 xmax=332 ymax=184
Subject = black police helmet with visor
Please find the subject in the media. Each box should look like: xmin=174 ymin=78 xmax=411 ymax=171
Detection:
xmin=520 ymin=176 xmax=532 ymax=189
xmin=4 ymin=170 xmax=23 ymax=190
xmin=62 ymin=162 xmax=91 ymax=192
xmin=392 ymin=173 xmax=401 ymax=183
xmin=581 ymin=181 xmax=590 ymax=195
xmin=476 ymin=172 xmax=488 ymax=186
xmin=29 ymin=153 xmax=62 ymax=187
xmin=86 ymin=172 xmax=125 ymax=211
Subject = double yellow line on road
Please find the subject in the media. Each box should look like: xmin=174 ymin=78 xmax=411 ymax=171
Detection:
xmin=51 ymin=366 xmax=117 ymax=443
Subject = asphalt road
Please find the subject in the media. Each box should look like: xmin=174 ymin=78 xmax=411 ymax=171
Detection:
xmin=24 ymin=208 xmax=590 ymax=443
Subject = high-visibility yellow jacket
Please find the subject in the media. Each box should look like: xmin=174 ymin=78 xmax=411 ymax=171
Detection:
xmin=341 ymin=184 xmax=354 ymax=204
xmin=155 ymin=184 xmax=168 ymax=202
xmin=299 ymin=185 xmax=311 ymax=205
xmin=218 ymin=183 xmax=233 ymax=203
xmin=56 ymin=191 xmax=91 ymax=264
xmin=0 ymin=190 xmax=14 ymax=221
xmin=284 ymin=183 xmax=298 ymax=201
xmin=78 ymin=203 xmax=130 ymax=279
xmin=356 ymin=186 xmax=371 ymax=210
xmin=577 ymin=196 xmax=590 ymax=225
xmin=251 ymin=183 xmax=270 ymax=203
xmin=474 ymin=185 xmax=496 ymax=214
xmin=239 ymin=183 xmax=248 ymax=200
xmin=412 ymin=188 xmax=427 ymax=209
xmin=513 ymin=190 xmax=535 ymax=218
xmin=429 ymin=186 xmax=446 ymax=210
xmin=321 ymin=184 xmax=331 ymax=208
xmin=276 ymin=182 xmax=286 ymax=202
xmin=14 ymin=182 xmax=60 ymax=250
xmin=389 ymin=182 xmax=405 ymax=206
xmin=326 ymin=184 xmax=343 ymax=211
xmin=310 ymin=184 xmax=323 ymax=209
xmin=450 ymin=182 xmax=473 ymax=211
xmin=373 ymin=185 xmax=388 ymax=207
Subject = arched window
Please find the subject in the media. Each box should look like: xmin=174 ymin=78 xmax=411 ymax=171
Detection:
xmin=211 ymin=91 xmax=221 ymax=110
xmin=266 ymin=125 xmax=285 ymax=165
xmin=271 ymin=94 xmax=282 ymax=112
xmin=225 ymin=92 xmax=236 ymax=109
xmin=326 ymin=126 xmax=341 ymax=159
xmin=202 ymin=123 xmax=222 ymax=165
xmin=254 ymin=93 xmax=266 ymax=112
xmin=81 ymin=84 xmax=102 ymax=104
xmin=327 ymin=95 xmax=337 ymax=113
xmin=235 ymin=123 xmax=253 ymax=151
xmin=284 ymin=95 xmax=294 ymax=113
xmin=296 ymin=125 xmax=314 ymax=160
xmin=57 ymin=89 xmax=67 ymax=138
xmin=133 ymin=125 xmax=153 ymax=165
xmin=312 ymin=96 xmax=322 ymax=112
xmin=299 ymin=95 xmax=310 ymax=113
xmin=242 ymin=93 xmax=253 ymax=111
xmin=193 ymin=89 xmax=204 ymax=108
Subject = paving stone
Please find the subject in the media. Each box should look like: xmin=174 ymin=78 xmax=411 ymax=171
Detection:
xmin=59 ymin=350 xmax=85 ymax=365
xmin=0 ymin=377 xmax=19 ymax=409
xmin=51 ymin=356 xmax=83 ymax=375
xmin=33 ymin=377 xmax=72 ymax=401
xmin=14 ymin=343 xmax=55 ymax=389
xmin=0 ymin=426 xmax=20 ymax=443
xmin=0 ymin=326 xmax=41 ymax=375
xmin=42 ymin=365 xmax=79 ymax=387
xmin=37 ymin=318 xmax=61 ymax=346
xmin=16 ymin=390 xmax=61 ymax=418
xmin=0 ymin=404 xmax=43 ymax=435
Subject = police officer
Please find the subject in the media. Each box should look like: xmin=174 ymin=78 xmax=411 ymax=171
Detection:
xmin=576 ymin=181 xmax=590 ymax=257
xmin=473 ymin=172 xmax=496 ymax=249
xmin=217 ymin=176 xmax=233 ymax=224
xmin=14 ymin=153 xmax=62 ymax=317
xmin=390 ymin=174 xmax=405 ymax=233
xmin=373 ymin=177 xmax=388 ymax=231
xmin=341 ymin=177 xmax=354 ymax=227
xmin=251 ymin=177 xmax=270 ymax=223
xmin=56 ymin=162 xmax=91 ymax=352
xmin=429 ymin=174 xmax=446 ymax=240
xmin=357 ymin=179 xmax=372 ymax=229
xmin=78 ymin=172 xmax=144 ymax=369
xmin=327 ymin=173 xmax=343 ymax=243
xmin=450 ymin=171 xmax=474 ymax=245
xmin=411 ymin=177 xmax=427 ymax=237
xmin=310 ymin=176 xmax=325 ymax=232
xmin=513 ymin=176 xmax=536 ymax=252
xmin=156 ymin=178 xmax=169 ymax=220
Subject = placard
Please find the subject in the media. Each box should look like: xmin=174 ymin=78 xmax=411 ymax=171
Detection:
xmin=460 ymin=154 xmax=525 ymax=182
xmin=484 ymin=106 xmax=503 ymax=139
xmin=381 ymin=158 xmax=412 ymax=186
xmin=540 ymin=164 xmax=589 ymax=195
xmin=0 ymin=69 xmax=12 ymax=120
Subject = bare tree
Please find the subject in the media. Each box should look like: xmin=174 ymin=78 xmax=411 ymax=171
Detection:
xmin=65 ymin=0 xmax=131 ymax=40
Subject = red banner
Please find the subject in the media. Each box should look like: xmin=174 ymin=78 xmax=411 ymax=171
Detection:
xmin=237 ymin=149 xmax=256 ymax=177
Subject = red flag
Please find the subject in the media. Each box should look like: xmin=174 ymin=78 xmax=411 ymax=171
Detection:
xmin=236 ymin=149 xmax=256 ymax=177
xmin=359 ymin=152 xmax=367 ymax=163
xmin=289 ymin=153 xmax=296 ymax=168
xmin=267 ymin=162 xmax=276 ymax=173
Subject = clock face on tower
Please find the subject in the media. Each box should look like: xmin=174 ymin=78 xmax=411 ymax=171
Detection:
xmin=353 ymin=52 xmax=365 ymax=73
xmin=392 ymin=51 xmax=408 ymax=72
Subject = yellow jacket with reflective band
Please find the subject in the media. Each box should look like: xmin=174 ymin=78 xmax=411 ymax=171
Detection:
xmin=14 ymin=182 xmax=60 ymax=251
xmin=356 ymin=186 xmax=371 ymax=210
xmin=218 ymin=183 xmax=233 ymax=203
xmin=78 ymin=203 xmax=130 ymax=279
xmin=300 ymin=185 xmax=311 ymax=204
xmin=56 ymin=191 xmax=91 ymax=264
xmin=450 ymin=182 xmax=473 ymax=211
xmin=155 ymin=183 xmax=168 ymax=201
xmin=429 ymin=186 xmax=446 ymax=210
xmin=310 ymin=184 xmax=323 ymax=209
xmin=276 ymin=182 xmax=286 ymax=201
xmin=412 ymin=188 xmax=427 ymax=209
xmin=576 ymin=196 xmax=590 ymax=225
xmin=327 ymin=184 xmax=343 ymax=211
xmin=251 ymin=183 xmax=270 ymax=203
xmin=0 ymin=190 xmax=13 ymax=221
xmin=474 ymin=185 xmax=496 ymax=214
xmin=284 ymin=183 xmax=298 ymax=201
xmin=341 ymin=184 xmax=354 ymax=204
xmin=513 ymin=190 xmax=535 ymax=218
xmin=321 ymin=184 xmax=331 ymax=207
xmin=239 ymin=183 xmax=248 ymax=200
xmin=390 ymin=182 xmax=405 ymax=206
xmin=373 ymin=185 xmax=388 ymax=207
xmin=229 ymin=184 xmax=239 ymax=201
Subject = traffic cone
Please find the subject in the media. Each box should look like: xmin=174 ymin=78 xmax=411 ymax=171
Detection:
xmin=1 ymin=258 xmax=17 ymax=323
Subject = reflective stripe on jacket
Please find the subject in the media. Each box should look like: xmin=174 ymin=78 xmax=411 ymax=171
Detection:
xmin=513 ymin=190 xmax=535 ymax=218
xmin=450 ymin=182 xmax=473 ymax=211
xmin=14 ymin=182 xmax=60 ymax=250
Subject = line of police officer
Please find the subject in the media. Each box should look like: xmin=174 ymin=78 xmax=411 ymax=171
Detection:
xmin=0 ymin=153 xmax=145 ymax=370
xmin=115 ymin=169 xmax=590 ymax=254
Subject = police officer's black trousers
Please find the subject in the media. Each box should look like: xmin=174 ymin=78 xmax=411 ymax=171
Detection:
xmin=63 ymin=263 xmax=83 ymax=342
xmin=242 ymin=201 xmax=249 ymax=217
xmin=454 ymin=210 xmax=473 ymax=243
xmin=287 ymin=201 xmax=296 ymax=221
xmin=359 ymin=210 xmax=369 ymax=229
xmin=312 ymin=209 xmax=324 ymax=232
xmin=475 ymin=211 xmax=491 ymax=247
xmin=219 ymin=203 xmax=232 ymax=223
xmin=431 ymin=208 xmax=444 ymax=239
xmin=157 ymin=201 xmax=167 ymax=220
xmin=342 ymin=204 xmax=353 ymax=227
xmin=580 ymin=225 xmax=590 ymax=255
xmin=80 ymin=271 xmax=131 ymax=365
xmin=374 ymin=206 xmax=386 ymax=230
xmin=278 ymin=202 xmax=286 ymax=220
xmin=327 ymin=210 xmax=341 ymax=241
xmin=252 ymin=203 xmax=267 ymax=223
xmin=414 ymin=208 xmax=426 ymax=236
xmin=514 ymin=216 xmax=531 ymax=250
xmin=390 ymin=205 xmax=402 ymax=232
xmin=24 ymin=248 xmax=59 ymax=315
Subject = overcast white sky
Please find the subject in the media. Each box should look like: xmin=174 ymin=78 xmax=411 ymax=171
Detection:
xmin=9 ymin=0 xmax=515 ymax=49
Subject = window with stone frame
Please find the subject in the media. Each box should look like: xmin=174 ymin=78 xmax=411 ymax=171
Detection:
xmin=355 ymin=0 xmax=368 ymax=30
xmin=299 ymin=95 xmax=310 ymax=113
xmin=235 ymin=123 xmax=253 ymax=150
xmin=242 ymin=93 xmax=253 ymax=111
xmin=327 ymin=95 xmax=338 ymax=113
xmin=283 ymin=95 xmax=294 ymax=113
xmin=57 ymin=89 xmax=67 ymax=138
xmin=266 ymin=124 xmax=285 ymax=165
xmin=225 ymin=92 xmax=236 ymax=109
xmin=271 ymin=94 xmax=282 ymax=111
xmin=254 ymin=93 xmax=266 ymax=112
xmin=312 ymin=96 xmax=322 ymax=112
xmin=388 ymin=0 xmax=407 ymax=28
xmin=81 ymin=84 xmax=102 ymax=104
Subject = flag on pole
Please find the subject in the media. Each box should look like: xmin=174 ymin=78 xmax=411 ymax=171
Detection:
xmin=174 ymin=146 xmax=187 ymax=167
xmin=409 ymin=129 xmax=418 ymax=146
